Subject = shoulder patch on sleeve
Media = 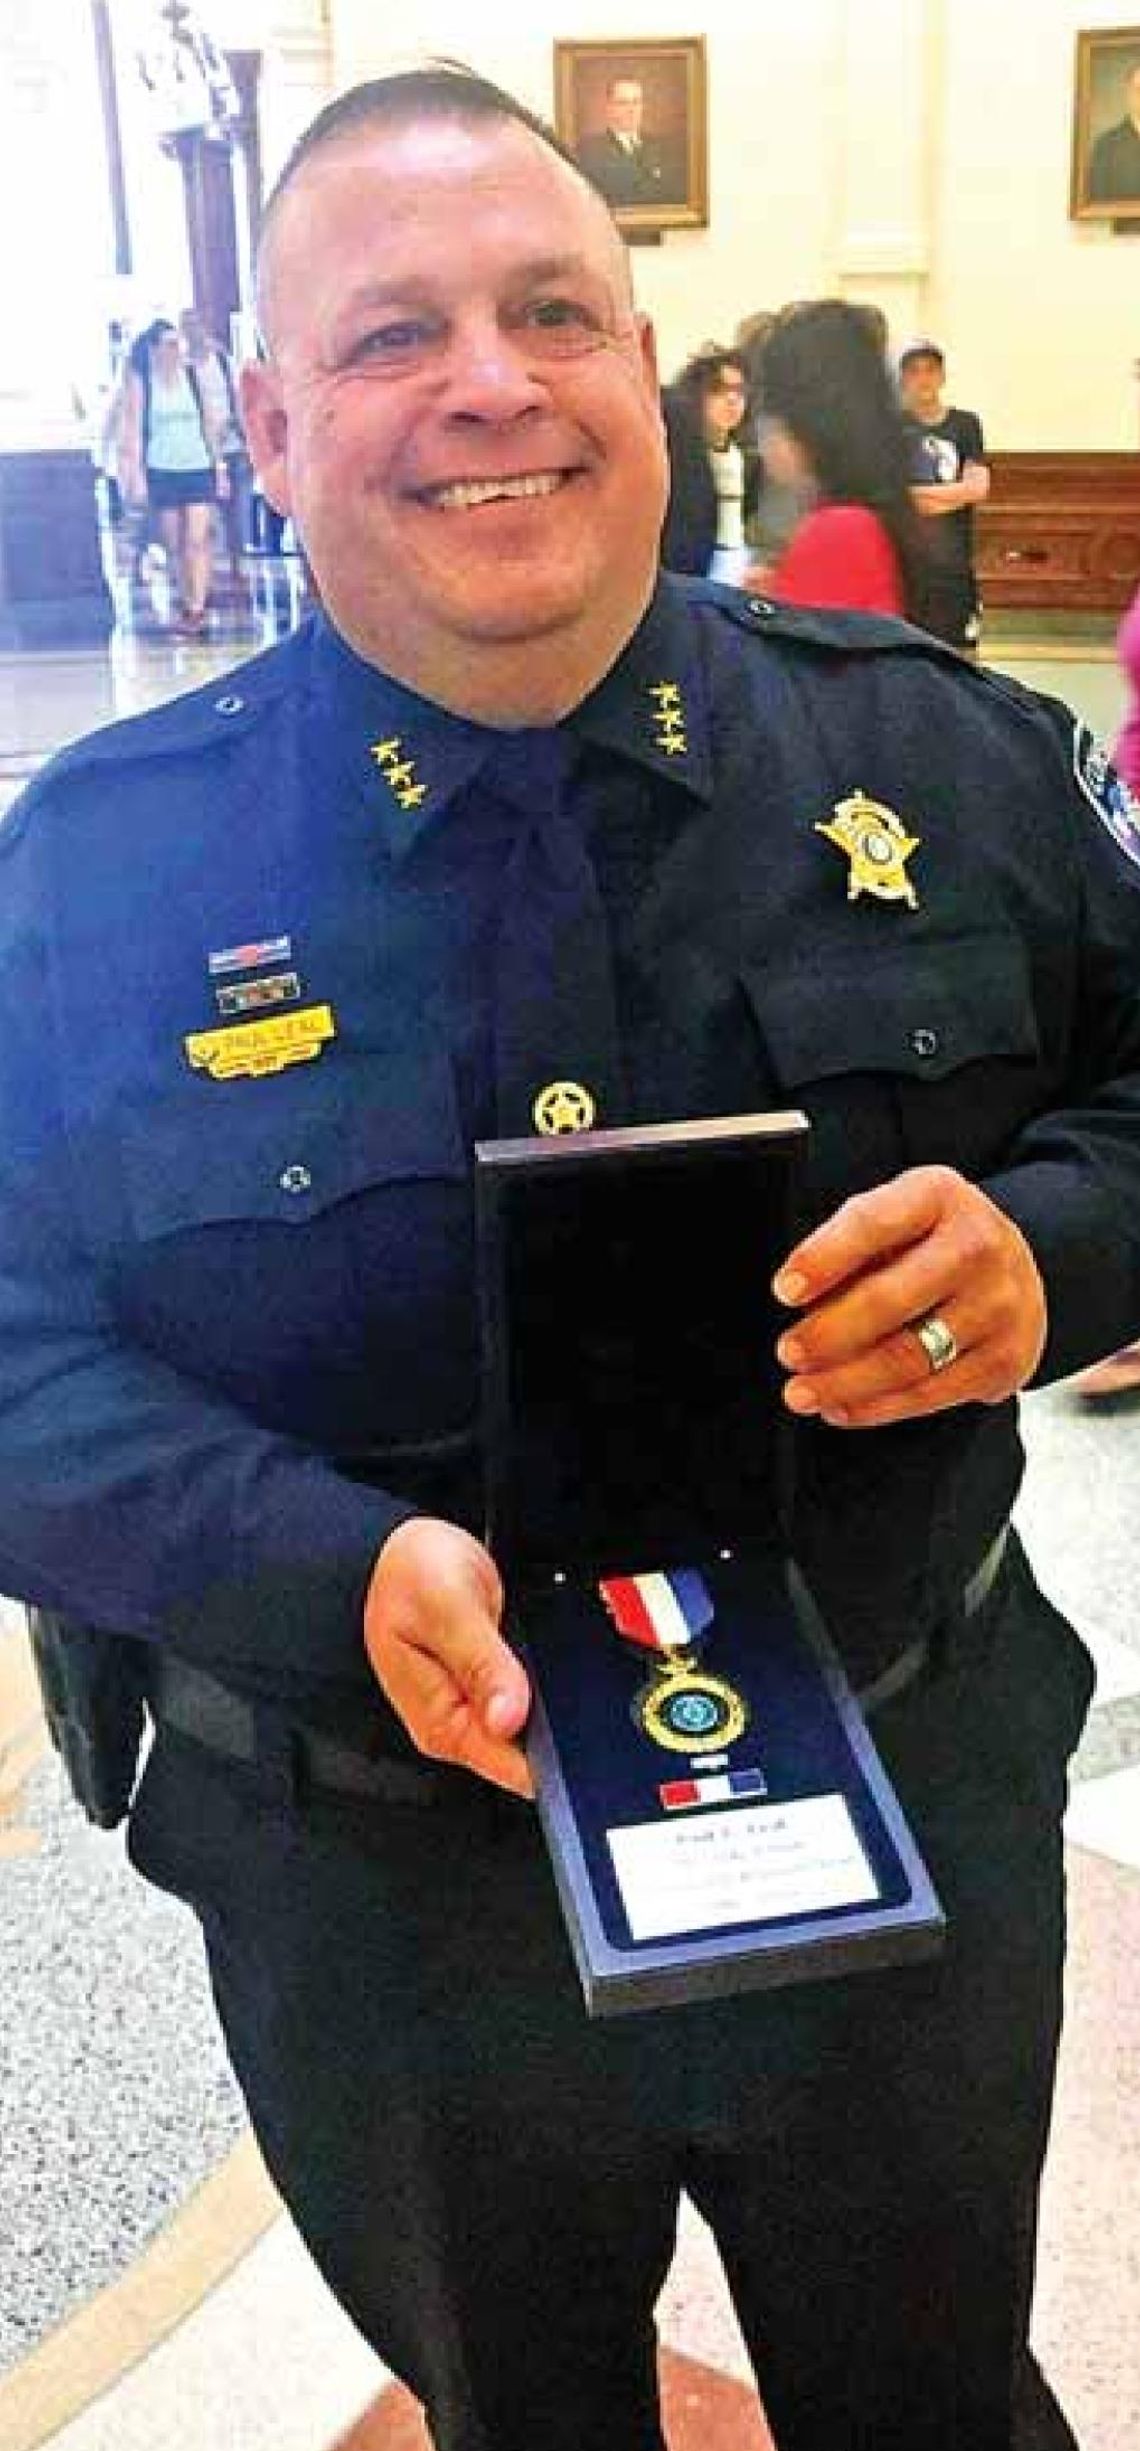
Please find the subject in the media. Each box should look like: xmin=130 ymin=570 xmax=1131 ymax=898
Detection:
xmin=1072 ymin=721 xmax=1140 ymax=868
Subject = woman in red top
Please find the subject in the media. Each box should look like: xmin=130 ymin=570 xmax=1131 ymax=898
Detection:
xmin=747 ymin=299 xmax=924 ymax=620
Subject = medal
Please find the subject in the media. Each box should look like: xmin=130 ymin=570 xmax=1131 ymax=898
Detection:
xmin=636 ymin=1660 xmax=750 ymax=1754
xmin=598 ymin=1569 xmax=751 ymax=1757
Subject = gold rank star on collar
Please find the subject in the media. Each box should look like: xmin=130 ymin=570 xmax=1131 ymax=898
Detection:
xmin=647 ymin=680 xmax=688 ymax=758
xmin=815 ymin=788 xmax=920 ymax=908
xmin=369 ymin=735 xmax=428 ymax=812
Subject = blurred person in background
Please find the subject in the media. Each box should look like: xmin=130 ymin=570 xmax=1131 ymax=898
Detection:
xmin=898 ymin=339 xmax=988 ymax=653
xmin=733 ymin=306 xmax=776 ymax=393
xmin=732 ymin=306 xmax=800 ymax=561
xmin=180 ymin=308 xmax=251 ymax=584
xmin=745 ymin=298 xmax=924 ymax=617
xmin=119 ymin=317 xmax=227 ymax=638
xmin=660 ymin=347 xmax=759 ymax=580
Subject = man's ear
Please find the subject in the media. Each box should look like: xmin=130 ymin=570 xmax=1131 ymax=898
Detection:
xmin=239 ymin=359 xmax=291 ymax=514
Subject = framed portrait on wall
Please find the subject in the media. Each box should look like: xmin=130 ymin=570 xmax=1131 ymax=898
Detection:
xmin=1070 ymin=26 xmax=1140 ymax=221
xmin=553 ymin=37 xmax=708 ymax=234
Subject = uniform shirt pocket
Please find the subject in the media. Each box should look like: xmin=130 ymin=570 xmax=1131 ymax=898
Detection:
xmin=741 ymin=931 xmax=1042 ymax=1207
xmin=120 ymin=1047 xmax=465 ymax=1236
xmin=111 ymin=1047 xmax=474 ymax=1447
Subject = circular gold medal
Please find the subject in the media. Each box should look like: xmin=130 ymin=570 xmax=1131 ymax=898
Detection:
xmin=634 ymin=1666 xmax=749 ymax=1755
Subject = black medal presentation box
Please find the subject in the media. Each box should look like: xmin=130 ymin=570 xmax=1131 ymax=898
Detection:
xmin=475 ymin=1113 xmax=944 ymax=2016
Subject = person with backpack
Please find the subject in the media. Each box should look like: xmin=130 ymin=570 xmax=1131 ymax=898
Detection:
xmin=119 ymin=317 xmax=227 ymax=638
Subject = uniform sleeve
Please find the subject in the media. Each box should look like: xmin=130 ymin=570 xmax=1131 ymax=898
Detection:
xmin=979 ymin=704 xmax=1140 ymax=1383
xmin=0 ymin=800 xmax=413 ymax=1686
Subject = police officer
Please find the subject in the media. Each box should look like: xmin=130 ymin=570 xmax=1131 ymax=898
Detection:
xmin=2 ymin=68 xmax=1138 ymax=2451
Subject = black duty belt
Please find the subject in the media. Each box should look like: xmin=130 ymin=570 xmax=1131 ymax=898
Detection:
xmin=145 ymin=1653 xmax=456 ymax=1811
xmin=145 ymin=1526 xmax=1010 ymax=1807
xmin=855 ymin=1523 xmax=1009 ymax=1714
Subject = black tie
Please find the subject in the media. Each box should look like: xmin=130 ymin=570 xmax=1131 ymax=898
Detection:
xmin=482 ymin=729 xmax=628 ymax=1139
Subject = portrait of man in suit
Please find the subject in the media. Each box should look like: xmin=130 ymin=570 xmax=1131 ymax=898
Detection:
xmin=1071 ymin=30 xmax=1140 ymax=221
xmin=574 ymin=74 xmax=685 ymax=210
xmin=1087 ymin=59 xmax=1140 ymax=202
xmin=555 ymin=39 xmax=708 ymax=231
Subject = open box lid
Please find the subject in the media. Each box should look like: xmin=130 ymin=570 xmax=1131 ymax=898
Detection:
xmin=475 ymin=1111 xmax=810 ymax=1580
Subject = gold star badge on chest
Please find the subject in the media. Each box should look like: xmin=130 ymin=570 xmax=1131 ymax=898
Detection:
xmin=815 ymin=789 xmax=920 ymax=908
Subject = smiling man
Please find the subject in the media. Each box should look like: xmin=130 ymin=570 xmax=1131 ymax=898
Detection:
xmin=247 ymin=93 xmax=668 ymax=718
xmin=2 ymin=65 xmax=1139 ymax=2451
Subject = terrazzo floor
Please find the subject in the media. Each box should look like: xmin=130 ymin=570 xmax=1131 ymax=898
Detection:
xmin=0 ymin=609 xmax=1136 ymax=2448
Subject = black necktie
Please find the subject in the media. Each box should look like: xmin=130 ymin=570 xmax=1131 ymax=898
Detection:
xmin=482 ymin=729 xmax=628 ymax=1139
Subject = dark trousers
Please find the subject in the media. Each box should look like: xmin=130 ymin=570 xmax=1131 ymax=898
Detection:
xmin=914 ymin=568 xmax=981 ymax=652
xmin=128 ymin=1537 xmax=1092 ymax=2450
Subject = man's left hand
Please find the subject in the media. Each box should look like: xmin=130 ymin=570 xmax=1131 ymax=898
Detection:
xmin=772 ymin=1165 xmax=1046 ymax=1427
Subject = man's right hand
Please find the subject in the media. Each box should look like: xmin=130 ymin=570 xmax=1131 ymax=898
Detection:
xmin=363 ymin=1518 xmax=534 ymax=1799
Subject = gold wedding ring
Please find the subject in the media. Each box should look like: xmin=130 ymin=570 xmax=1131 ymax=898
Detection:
xmin=914 ymin=1314 xmax=958 ymax=1374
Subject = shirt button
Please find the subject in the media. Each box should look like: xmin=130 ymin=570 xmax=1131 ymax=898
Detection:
xmin=910 ymin=1027 xmax=939 ymax=1058
xmin=214 ymin=693 xmax=245 ymax=717
xmin=279 ymin=1163 xmax=312 ymax=1194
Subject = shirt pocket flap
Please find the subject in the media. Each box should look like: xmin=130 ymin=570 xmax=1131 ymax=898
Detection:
xmin=743 ymin=932 xmax=1040 ymax=1088
xmin=121 ymin=1047 xmax=465 ymax=1239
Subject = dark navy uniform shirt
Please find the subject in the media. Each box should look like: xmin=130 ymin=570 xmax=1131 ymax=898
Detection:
xmin=0 ymin=578 xmax=1138 ymax=1717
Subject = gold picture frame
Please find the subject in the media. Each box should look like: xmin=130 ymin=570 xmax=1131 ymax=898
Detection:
xmin=1070 ymin=26 xmax=1140 ymax=221
xmin=554 ymin=36 xmax=708 ymax=234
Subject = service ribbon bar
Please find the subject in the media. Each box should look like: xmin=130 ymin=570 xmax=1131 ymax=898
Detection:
xmin=659 ymin=1768 xmax=768 ymax=1812
xmin=208 ymin=935 xmax=293 ymax=978
xmin=598 ymin=1568 xmax=714 ymax=1655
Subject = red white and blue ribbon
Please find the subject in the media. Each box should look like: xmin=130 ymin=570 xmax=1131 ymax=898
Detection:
xmin=659 ymin=1767 xmax=768 ymax=1812
xmin=598 ymin=1568 xmax=714 ymax=1655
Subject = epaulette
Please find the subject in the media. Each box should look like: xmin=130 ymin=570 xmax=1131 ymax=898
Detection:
xmin=26 ymin=622 xmax=315 ymax=790
xmin=695 ymin=578 xmax=963 ymax=664
xmin=695 ymin=578 xmax=1093 ymax=756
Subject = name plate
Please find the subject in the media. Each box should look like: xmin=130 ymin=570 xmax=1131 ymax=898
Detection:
xmin=609 ymin=1793 xmax=878 ymax=1943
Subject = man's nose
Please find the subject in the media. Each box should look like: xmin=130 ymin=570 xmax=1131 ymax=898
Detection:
xmin=440 ymin=319 xmax=548 ymax=420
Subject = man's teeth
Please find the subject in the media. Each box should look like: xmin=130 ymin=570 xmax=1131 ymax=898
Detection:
xmin=427 ymin=473 xmax=565 ymax=509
